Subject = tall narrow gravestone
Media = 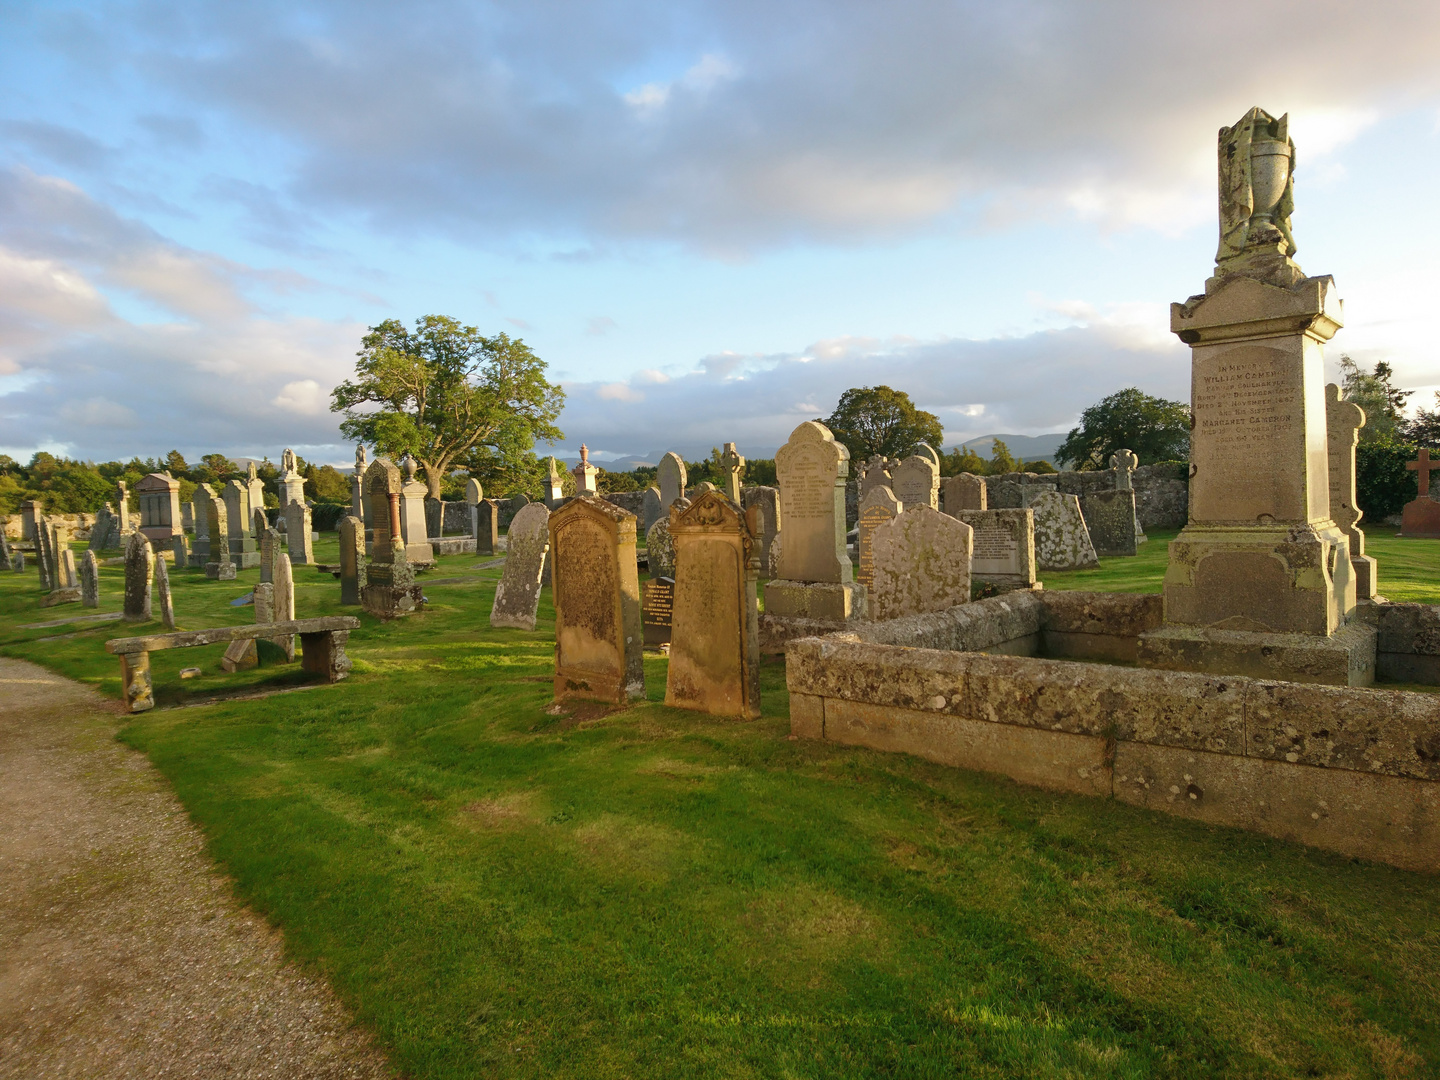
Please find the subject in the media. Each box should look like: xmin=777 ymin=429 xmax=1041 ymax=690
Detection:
xmin=352 ymin=445 xmax=369 ymax=527
xmin=224 ymin=479 xmax=260 ymax=567
xmin=719 ymin=442 xmax=745 ymax=504
xmin=153 ymin=554 xmax=176 ymax=630
xmin=549 ymin=495 xmax=644 ymax=705
xmin=490 ymin=503 xmax=550 ymax=631
xmin=361 ymin=457 xmax=424 ymax=618
xmin=763 ymin=421 xmax=866 ymax=640
xmin=123 ymin=531 xmax=154 ymax=622
xmin=1326 ymin=383 xmax=1376 ymax=598
xmin=273 ymin=553 xmax=296 ymax=661
xmin=473 ymin=499 xmax=499 ymax=556
xmin=1137 ymin=106 xmax=1371 ymax=686
xmin=339 ymin=515 xmax=366 ymax=605
xmin=665 ymin=492 xmax=760 ymax=719
xmin=870 ymin=505 xmax=974 ymax=622
xmin=284 ymin=501 xmax=315 ymax=566
xmin=642 ymin=487 xmax=664 ymax=535
xmin=855 ymin=484 xmax=902 ymax=601
xmin=80 ymin=550 xmax=100 ymax=607
xmin=658 ymin=452 xmax=687 ymax=509
xmin=190 ymin=488 xmax=211 ymax=566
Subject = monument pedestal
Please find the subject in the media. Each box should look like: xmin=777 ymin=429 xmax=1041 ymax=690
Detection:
xmin=361 ymin=549 xmax=423 ymax=619
xmin=760 ymin=580 xmax=867 ymax=654
xmin=1137 ymin=619 xmax=1375 ymax=687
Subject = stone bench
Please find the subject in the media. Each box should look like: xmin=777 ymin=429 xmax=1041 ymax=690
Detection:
xmin=105 ymin=616 xmax=361 ymax=713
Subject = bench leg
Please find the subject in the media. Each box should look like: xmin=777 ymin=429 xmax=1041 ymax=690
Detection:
xmin=300 ymin=630 xmax=352 ymax=683
xmin=120 ymin=651 xmax=153 ymax=713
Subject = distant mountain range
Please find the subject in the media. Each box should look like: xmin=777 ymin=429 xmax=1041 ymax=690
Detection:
xmin=953 ymin=432 xmax=1069 ymax=465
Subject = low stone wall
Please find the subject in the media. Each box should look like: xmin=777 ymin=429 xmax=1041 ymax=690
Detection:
xmin=788 ymin=592 xmax=1440 ymax=872
xmin=603 ymin=491 xmax=648 ymax=518
xmin=984 ymin=464 xmax=1187 ymax=531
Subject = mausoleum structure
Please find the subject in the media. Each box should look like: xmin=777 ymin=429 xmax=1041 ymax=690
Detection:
xmin=134 ymin=472 xmax=182 ymax=543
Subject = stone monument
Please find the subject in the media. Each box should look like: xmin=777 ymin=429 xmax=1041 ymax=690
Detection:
xmin=891 ymin=452 xmax=939 ymax=511
xmin=870 ymin=505 xmax=974 ymax=622
xmin=473 ymin=499 xmax=499 ymax=556
xmin=224 ymin=479 xmax=260 ymax=568
xmin=154 ymin=554 xmax=176 ymax=630
xmin=645 ymin=517 xmax=676 ymax=579
xmin=397 ymin=455 xmax=434 ymax=565
xmin=1138 ymin=106 xmax=1371 ymax=686
xmin=572 ymin=444 xmax=599 ymax=495
xmin=466 ymin=476 xmax=483 ymax=505
xmin=957 ymin=508 xmax=1037 ymax=589
xmin=351 ymin=445 xmax=369 ymax=527
xmin=1032 ymin=491 xmax=1099 ymax=571
xmin=80 ymin=550 xmax=100 ymax=607
xmin=658 ymin=452 xmax=687 ymax=509
xmin=642 ymin=487 xmax=664 ymax=534
xmin=719 ymin=442 xmax=745 ymax=504
xmin=740 ymin=487 xmax=780 ymax=577
xmin=490 ymin=503 xmax=550 ymax=630
xmin=273 ymin=553 xmax=296 ymax=661
xmin=665 ymin=492 xmax=761 ymax=718
xmin=548 ymin=496 xmax=644 ymax=705
xmin=858 ymin=455 xmax=892 ymax=500
xmin=247 ymin=462 xmax=266 ymax=533
xmin=361 ymin=457 xmax=424 ymax=618
xmin=339 ymin=515 xmax=366 ymax=605
xmin=189 ymin=488 xmax=211 ymax=566
xmin=1325 ymin=384 xmax=1376 ymax=598
xmin=134 ymin=472 xmax=182 ymax=542
xmin=277 ymin=448 xmax=306 ymax=508
xmin=1109 ymin=448 xmax=1147 ymax=545
xmin=855 ymin=484 xmax=902 ymax=601
xmin=545 ymin=456 xmax=565 ymax=507
xmin=123 ymin=530 xmax=154 ymax=622
xmin=1400 ymin=449 xmax=1440 ymax=538
xmin=1081 ymin=488 xmax=1139 ymax=557
xmin=942 ymin=474 xmax=986 ymax=516
xmin=284 ymin=501 xmax=315 ymax=566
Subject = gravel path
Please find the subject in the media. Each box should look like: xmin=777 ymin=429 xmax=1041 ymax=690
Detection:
xmin=0 ymin=657 xmax=393 ymax=1079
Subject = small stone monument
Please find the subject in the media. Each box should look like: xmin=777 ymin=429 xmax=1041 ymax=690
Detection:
xmin=855 ymin=484 xmax=902 ymax=600
xmin=719 ymin=442 xmax=745 ymax=504
xmin=273 ymin=553 xmax=296 ymax=661
xmin=171 ymin=534 xmax=189 ymax=567
xmin=870 ymin=506 xmax=974 ymax=622
xmin=665 ymin=491 xmax=760 ymax=718
xmin=890 ymin=452 xmax=939 ymax=511
xmin=397 ymin=455 xmax=434 ymax=565
xmin=339 ymin=515 xmax=366 ymax=605
xmin=549 ymin=495 xmax=644 ymax=704
xmin=246 ymin=462 xmax=266 ymax=531
xmin=1401 ymin=449 xmax=1440 ymax=538
xmin=642 ymin=487 xmax=664 ymax=534
xmin=114 ymin=481 xmax=131 ymax=534
xmin=1326 ymin=384 xmax=1376 ymax=597
xmin=197 ymin=486 xmax=236 ymax=580
xmin=80 ymin=550 xmax=100 ymax=607
xmin=154 ymin=554 xmax=176 ymax=630
xmin=361 ymin=457 xmax=424 ymax=618
xmin=545 ymin=457 xmax=565 ymax=507
xmin=957 ymin=508 xmax=1037 ymax=589
xmin=658 ymin=452 xmax=687 ymax=509
xmin=351 ymin=445 xmax=369 ymax=526
xmin=123 ymin=531 xmax=154 ymax=622
xmin=572 ymin=444 xmax=599 ymax=495
xmin=763 ymin=421 xmax=866 ymax=638
xmin=189 ymin=488 xmax=211 ymax=566
xmin=1108 ymin=447 xmax=1147 ymax=546
xmin=277 ymin=448 xmax=306 ymax=508
xmin=473 ymin=499 xmax=499 ymax=555
xmin=260 ymin=526 xmax=280 ymax=584
xmin=942 ymin=474 xmax=986 ymax=515
xmin=1031 ymin=491 xmax=1099 ymax=571
xmin=224 ymin=479 xmax=260 ymax=568
xmin=490 ymin=503 xmax=550 ymax=630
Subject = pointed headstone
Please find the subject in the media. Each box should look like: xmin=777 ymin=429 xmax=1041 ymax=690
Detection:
xmin=123 ymin=531 xmax=154 ymax=622
xmin=490 ymin=503 xmax=550 ymax=630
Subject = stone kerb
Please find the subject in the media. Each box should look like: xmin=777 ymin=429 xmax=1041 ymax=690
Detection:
xmin=490 ymin=502 xmax=550 ymax=631
xmin=548 ymin=495 xmax=644 ymax=705
xmin=665 ymin=492 xmax=761 ymax=719
xmin=869 ymin=506 xmax=973 ymax=622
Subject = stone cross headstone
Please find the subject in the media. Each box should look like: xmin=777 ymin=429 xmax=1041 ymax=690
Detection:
xmin=645 ymin=518 xmax=676 ymax=579
xmin=549 ymin=495 xmax=644 ymax=705
xmin=284 ymin=501 xmax=315 ymax=566
xmin=856 ymin=484 xmax=902 ymax=600
xmin=720 ymin=442 xmax=745 ymax=504
xmin=1401 ymin=447 xmax=1440 ymax=537
xmin=870 ymin=506 xmax=974 ymax=622
xmin=773 ymin=421 xmax=852 ymax=583
xmin=473 ymin=499 xmax=499 ymax=555
xmin=956 ymin=509 xmax=1036 ymax=588
xmin=1327 ymin=383 xmax=1375 ymax=597
xmin=1110 ymin=449 xmax=1139 ymax=490
xmin=858 ymin=456 xmax=892 ymax=500
xmin=123 ymin=531 xmax=154 ymax=622
xmin=942 ymin=474 xmax=987 ymax=515
xmin=339 ymin=515 xmax=366 ymax=605
xmin=642 ymin=487 xmax=664 ymax=535
xmin=665 ymin=492 xmax=760 ymax=718
xmin=153 ymin=553 xmax=176 ymax=630
xmin=658 ymin=452 xmax=687 ymax=509
xmin=490 ymin=503 xmax=550 ymax=630
xmin=890 ymin=452 xmax=940 ymax=511
xmin=273 ymin=552 xmax=296 ymax=661
xmin=572 ymin=444 xmax=599 ymax=496
xmin=80 ymin=550 xmax=100 ymax=607
xmin=1031 ymin=491 xmax=1099 ymax=571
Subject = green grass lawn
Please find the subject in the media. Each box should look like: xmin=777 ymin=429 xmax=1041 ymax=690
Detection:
xmin=3 ymin=533 xmax=1440 ymax=1077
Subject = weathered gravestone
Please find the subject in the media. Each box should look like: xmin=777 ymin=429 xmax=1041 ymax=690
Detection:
xmin=658 ymin=452 xmax=687 ymax=509
xmin=273 ymin=553 xmax=296 ymax=661
xmin=665 ymin=492 xmax=760 ymax=718
xmin=764 ymin=421 xmax=865 ymax=628
xmin=858 ymin=455 xmax=892 ymax=500
xmin=942 ymin=473 xmax=987 ymax=515
xmin=134 ymin=472 xmax=182 ymax=542
xmin=489 ymin=502 xmax=550 ymax=630
xmin=20 ymin=500 xmax=41 ymax=542
xmin=0 ymin=530 xmax=9 ymax=572
xmin=957 ymin=509 xmax=1037 ymax=588
xmin=284 ymin=500 xmax=315 ymax=566
xmin=466 ymin=476 xmax=483 ymax=505
xmin=123 ymin=531 xmax=154 ymax=622
xmin=88 ymin=504 xmax=120 ymax=552
xmin=60 ymin=547 xmax=78 ymax=589
xmin=351 ymin=445 xmax=368 ymax=528
xmin=171 ymin=534 xmax=189 ymax=567
xmin=1031 ymin=491 xmax=1099 ymax=571
xmin=1082 ymin=489 xmax=1139 ymax=557
xmin=338 ymin=515 xmax=366 ymax=605
xmin=870 ymin=506 xmax=974 ymax=622
xmin=740 ymin=486 xmax=780 ymax=576
xmin=80 ymin=550 xmax=100 ymax=607
xmin=1326 ymin=383 xmax=1376 ymax=598
xmin=855 ymin=484 xmax=902 ymax=600
xmin=719 ymin=442 xmax=745 ymax=504
xmin=153 ymin=554 xmax=176 ymax=630
xmin=246 ymin=462 xmax=266 ymax=532
xmin=549 ymin=495 xmax=644 ymax=705
xmin=197 ymin=487 xmax=235 ymax=580
xmin=260 ymin=526 xmax=281 ymax=584
xmin=645 ymin=518 xmax=676 ymax=579
xmin=361 ymin=457 xmax=424 ymax=618
xmin=1109 ymin=448 xmax=1147 ymax=545
xmin=642 ymin=487 xmax=664 ymax=535
xmin=224 ymin=479 xmax=260 ymax=567
xmin=396 ymin=456 xmax=433 ymax=565
xmin=189 ymin=488 xmax=211 ymax=567
xmin=473 ymin=499 xmax=499 ymax=556
xmin=891 ymin=452 xmax=939 ymax=511
xmin=253 ymin=506 xmax=268 ymax=541
xmin=35 ymin=517 xmax=55 ymax=592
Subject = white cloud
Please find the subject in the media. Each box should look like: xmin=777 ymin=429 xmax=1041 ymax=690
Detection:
xmin=273 ymin=378 xmax=326 ymax=414
xmin=595 ymin=381 xmax=644 ymax=402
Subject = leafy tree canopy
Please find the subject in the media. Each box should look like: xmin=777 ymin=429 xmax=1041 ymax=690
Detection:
xmin=1056 ymin=388 xmax=1190 ymax=469
xmin=824 ymin=386 xmax=944 ymax=464
xmin=331 ymin=315 xmax=565 ymax=500
xmin=1340 ymin=356 xmax=1412 ymax=444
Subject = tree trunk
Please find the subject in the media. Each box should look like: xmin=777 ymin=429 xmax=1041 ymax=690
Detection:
xmin=421 ymin=459 xmax=446 ymax=501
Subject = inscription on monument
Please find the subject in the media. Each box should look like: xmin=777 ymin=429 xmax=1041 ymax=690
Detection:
xmin=642 ymin=577 xmax=674 ymax=646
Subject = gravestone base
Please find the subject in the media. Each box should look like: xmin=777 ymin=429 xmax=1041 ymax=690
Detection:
xmin=1400 ymin=496 xmax=1440 ymax=538
xmin=429 ymin=536 xmax=476 ymax=557
xmin=205 ymin=561 xmax=237 ymax=581
xmin=361 ymin=561 xmax=424 ymax=619
xmin=1352 ymin=554 xmax=1377 ymax=601
xmin=760 ymin=580 xmax=867 ymax=654
xmin=233 ymin=550 xmax=261 ymax=569
xmin=1162 ymin=523 xmax=1354 ymax=637
xmin=1136 ymin=619 xmax=1376 ymax=687
xmin=40 ymin=587 xmax=82 ymax=607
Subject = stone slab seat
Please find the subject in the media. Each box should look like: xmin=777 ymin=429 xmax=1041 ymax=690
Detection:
xmin=105 ymin=616 xmax=361 ymax=713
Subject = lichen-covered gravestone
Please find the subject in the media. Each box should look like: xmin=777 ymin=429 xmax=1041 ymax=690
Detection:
xmin=549 ymin=495 xmax=644 ymax=705
xmin=489 ymin=503 xmax=550 ymax=631
xmin=338 ymin=515 xmax=366 ymax=605
xmin=645 ymin=518 xmax=676 ymax=579
xmin=858 ymin=455 xmax=892 ymax=500
xmin=957 ymin=509 xmax=1037 ymax=588
xmin=942 ymin=474 xmax=986 ymax=515
xmin=123 ymin=531 xmax=154 ymax=622
xmin=1082 ymin=489 xmax=1139 ymax=557
xmin=273 ymin=552 xmax=296 ymax=661
xmin=80 ymin=550 xmax=100 ymax=607
xmin=1031 ymin=491 xmax=1099 ymax=571
xmin=473 ymin=499 xmax=499 ymax=556
xmin=260 ymin=526 xmax=280 ymax=584
xmin=870 ymin=506 xmax=974 ymax=622
xmin=665 ymin=492 xmax=760 ymax=718
xmin=855 ymin=484 xmax=902 ymax=600
xmin=153 ymin=553 xmax=176 ymax=630
xmin=642 ymin=487 xmax=663 ymax=535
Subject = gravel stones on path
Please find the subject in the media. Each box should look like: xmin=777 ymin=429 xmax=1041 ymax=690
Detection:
xmin=0 ymin=657 xmax=392 ymax=1079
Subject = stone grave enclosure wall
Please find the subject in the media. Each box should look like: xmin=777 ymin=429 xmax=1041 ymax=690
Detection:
xmin=788 ymin=591 xmax=1440 ymax=873
xmin=982 ymin=464 xmax=1188 ymax=530
xmin=4 ymin=512 xmax=98 ymax=540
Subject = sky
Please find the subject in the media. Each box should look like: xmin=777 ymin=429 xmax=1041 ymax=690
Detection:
xmin=3 ymin=0 xmax=1440 ymax=467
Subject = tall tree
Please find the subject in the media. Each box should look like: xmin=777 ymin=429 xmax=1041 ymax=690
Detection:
xmin=1341 ymin=355 xmax=1412 ymax=444
xmin=331 ymin=316 xmax=565 ymax=500
xmin=1056 ymin=388 xmax=1190 ymax=469
xmin=824 ymin=386 xmax=944 ymax=463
